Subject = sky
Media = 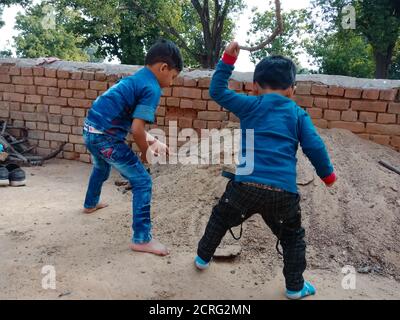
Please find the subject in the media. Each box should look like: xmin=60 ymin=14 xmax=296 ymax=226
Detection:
xmin=0 ymin=0 xmax=312 ymax=72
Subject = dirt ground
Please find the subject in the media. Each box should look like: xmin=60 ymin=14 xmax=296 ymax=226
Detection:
xmin=0 ymin=128 xmax=399 ymax=300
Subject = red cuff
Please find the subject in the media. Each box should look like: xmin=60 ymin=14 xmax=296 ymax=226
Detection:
xmin=222 ymin=52 xmax=237 ymax=65
xmin=322 ymin=172 xmax=336 ymax=185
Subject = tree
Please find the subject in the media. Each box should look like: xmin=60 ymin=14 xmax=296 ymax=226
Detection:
xmin=13 ymin=2 xmax=91 ymax=61
xmin=305 ymin=30 xmax=375 ymax=78
xmin=313 ymin=0 xmax=400 ymax=79
xmin=0 ymin=0 xmax=30 ymax=28
xmin=247 ymin=6 xmax=310 ymax=69
xmin=129 ymin=0 xmax=283 ymax=68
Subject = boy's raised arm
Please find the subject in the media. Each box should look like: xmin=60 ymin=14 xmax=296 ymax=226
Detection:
xmin=209 ymin=42 xmax=257 ymax=118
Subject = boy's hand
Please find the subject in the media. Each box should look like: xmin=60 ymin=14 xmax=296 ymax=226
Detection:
xmin=149 ymin=139 xmax=169 ymax=157
xmin=322 ymin=172 xmax=337 ymax=188
xmin=225 ymin=41 xmax=240 ymax=59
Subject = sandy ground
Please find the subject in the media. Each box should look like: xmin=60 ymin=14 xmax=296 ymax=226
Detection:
xmin=0 ymin=128 xmax=399 ymax=300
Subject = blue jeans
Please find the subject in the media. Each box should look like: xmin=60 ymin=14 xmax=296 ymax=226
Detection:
xmin=83 ymin=130 xmax=153 ymax=244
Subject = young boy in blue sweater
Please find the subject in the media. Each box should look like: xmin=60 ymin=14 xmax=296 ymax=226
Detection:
xmin=195 ymin=42 xmax=337 ymax=299
xmin=83 ymin=39 xmax=183 ymax=256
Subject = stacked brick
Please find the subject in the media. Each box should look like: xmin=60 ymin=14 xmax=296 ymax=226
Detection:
xmin=0 ymin=59 xmax=399 ymax=165
xmin=294 ymin=83 xmax=400 ymax=151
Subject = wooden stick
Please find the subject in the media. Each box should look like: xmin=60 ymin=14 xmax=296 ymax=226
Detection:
xmin=379 ymin=160 xmax=400 ymax=175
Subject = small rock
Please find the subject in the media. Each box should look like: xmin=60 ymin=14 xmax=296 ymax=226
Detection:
xmin=357 ymin=266 xmax=371 ymax=274
xmin=230 ymin=270 xmax=236 ymax=274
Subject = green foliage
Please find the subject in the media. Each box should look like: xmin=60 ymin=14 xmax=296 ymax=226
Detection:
xmin=13 ymin=2 xmax=92 ymax=61
xmin=247 ymin=6 xmax=311 ymax=70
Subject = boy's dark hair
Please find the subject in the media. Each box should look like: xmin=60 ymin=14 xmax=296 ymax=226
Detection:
xmin=253 ymin=55 xmax=296 ymax=90
xmin=145 ymin=39 xmax=183 ymax=72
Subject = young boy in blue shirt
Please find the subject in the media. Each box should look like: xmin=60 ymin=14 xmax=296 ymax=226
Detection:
xmin=82 ymin=39 xmax=183 ymax=256
xmin=195 ymin=42 xmax=337 ymax=299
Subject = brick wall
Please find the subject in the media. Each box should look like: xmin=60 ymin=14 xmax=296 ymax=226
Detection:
xmin=0 ymin=58 xmax=399 ymax=163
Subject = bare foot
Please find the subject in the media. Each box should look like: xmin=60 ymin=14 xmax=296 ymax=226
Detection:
xmin=129 ymin=239 xmax=169 ymax=256
xmin=83 ymin=203 xmax=109 ymax=214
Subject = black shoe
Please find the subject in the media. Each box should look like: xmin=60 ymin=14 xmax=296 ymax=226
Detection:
xmin=0 ymin=165 xmax=9 ymax=186
xmin=6 ymin=163 xmax=26 ymax=187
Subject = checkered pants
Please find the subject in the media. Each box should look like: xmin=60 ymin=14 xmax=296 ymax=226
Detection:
xmin=197 ymin=180 xmax=306 ymax=291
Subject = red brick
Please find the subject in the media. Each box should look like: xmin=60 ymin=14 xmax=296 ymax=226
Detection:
xmin=328 ymin=86 xmax=345 ymax=96
xmin=45 ymin=68 xmax=57 ymax=78
xmin=71 ymin=72 xmax=82 ymax=80
xmin=166 ymin=97 xmax=180 ymax=107
xmin=341 ymin=110 xmax=358 ymax=122
xmin=85 ymin=89 xmax=98 ymax=100
xmin=36 ymin=105 xmax=49 ymax=113
xmin=37 ymin=123 xmax=48 ymax=131
xmin=95 ymin=72 xmax=107 ymax=81
xmin=156 ymin=117 xmax=164 ymax=126
xmin=21 ymin=104 xmax=36 ymax=113
xmin=208 ymin=121 xmax=222 ymax=129
xmin=344 ymin=88 xmax=362 ymax=99
xmin=328 ymin=99 xmax=350 ymax=110
xmin=73 ymin=90 xmax=85 ymax=99
xmin=183 ymin=77 xmax=197 ymax=87
xmin=198 ymin=111 xmax=227 ymax=121
xmin=295 ymin=83 xmax=311 ymax=95
xmin=314 ymin=98 xmax=328 ymax=109
xmin=73 ymin=108 xmax=86 ymax=117
xmin=362 ymin=89 xmax=380 ymax=100
xmin=379 ymin=89 xmax=398 ymax=101
xmin=0 ymin=83 xmax=15 ymax=92
xmin=69 ymin=134 xmax=84 ymax=144
xmin=391 ymin=136 xmax=400 ymax=149
xmin=295 ymin=96 xmax=314 ymax=108
xmin=324 ymin=110 xmax=341 ymax=121
xmin=32 ymin=67 xmax=44 ymax=76
xmin=208 ymin=101 xmax=222 ymax=111
xmin=352 ymin=101 xmax=387 ymax=112
xmin=43 ymin=96 xmax=67 ymax=106
xmin=156 ymin=107 xmax=166 ymax=116
xmin=0 ymin=66 xmax=10 ymax=74
xmin=67 ymin=79 xmax=89 ymax=90
xmin=198 ymin=78 xmax=211 ymax=88
xmin=21 ymin=68 xmax=33 ymax=76
xmin=193 ymin=120 xmax=207 ymax=129
xmin=377 ymin=113 xmax=396 ymax=124
xmin=9 ymin=67 xmax=20 ymax=75
xmin=193 ymin=100 xmax=207 ymax=110
xmin=82 ymin=72 xmax=95 ymax=81
xmin=79 ymin=154 xmax=91 ymax=163
xmin=359 ymin=112 xmax=377 ymax=123
xmin=0 ymin=74 xmax=11 ymax=83
xmin=311 ymin=85 xmax=328 ymax=96
xmin=25 ymin=95 xmax=42 ymax=104
xmin=45 ymin=132 xmax=68 ymax=142
xmin=329 ymin=121 xmax=365 ymax=133
xmin=68 ymin=98 xmax=92 ymax=108
xmin=202 ymin=90 xmax=211 ymax=100
xmin=74 ymin=144 xmax=86 ymax=153
xmin=90 ymin=81 xmax=108 ymax=91
xmin=3 ymin=92 xmax=25 ymax=102
xmin=366 ymin=123 xmax=400 ymax=135
xmin=312 ymin=119 xmax=328 ymax=129
xmin=57 ymin=79 xmax=67 ymax=88
xmin=62 ymin=116 xmax=76 ymax=126
xmin=35 ymin=77 xmax=57 ymax=87
xmin=49 ymin=105 xmax=61 ymax=114
xmin=0 ymin=109 xmax=9 ymax=118
xmin=49 ymin=124 xmax=60 ymax=132
xmin=12 ymin=76 xmax=33 ymax=85
xmin=61 ymin=107 xmax=74 ymax=116
xmin=178 ymin=117 xmax=193 ymax=128
xmin=37 ymin=86 xmax=48 ymax=95
xmin=173 ymin=87 xmax=202 ymax=99
xmin=61 ymin=89 xmax=73 ymax=98
xmin=48 ymin=87 xmax=60 ymax=97
xmin=388 ymin=103 xmax=400 ymax=114
xmin=173 ymin=77 xmax=184 ymax=86
xmin=57 ymin=70 xmax=70 ymax=79
xmin=229 ymin=80 xmax=242 ymax=91
xmin=15 ymin=85 xmax=36 ymax=94
xmin=180 ymin=99 xmax=193 ymax=109
xmin=72 ymin=126 xmax=83 ymax=135
xmin=28 ymin=130 xmax=45 ymax=140
xmin=370 ymin=135 xmax=391 ymax=146
xmin=307 ymin=108 xmax=323 ymax=119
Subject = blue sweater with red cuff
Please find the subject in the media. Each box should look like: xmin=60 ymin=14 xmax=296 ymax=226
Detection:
xmin=211 ymin=53 xmax=336 ymax=193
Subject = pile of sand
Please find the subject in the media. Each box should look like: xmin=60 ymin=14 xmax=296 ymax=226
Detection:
xmin=146 ymin=128 xmax=400 ymax=279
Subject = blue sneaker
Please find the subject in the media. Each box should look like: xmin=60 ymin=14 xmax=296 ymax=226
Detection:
xmin=286 ymin=281 xmax=316 ymax=300
xmin=194 ymin=256 xmax=210 ymax=270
